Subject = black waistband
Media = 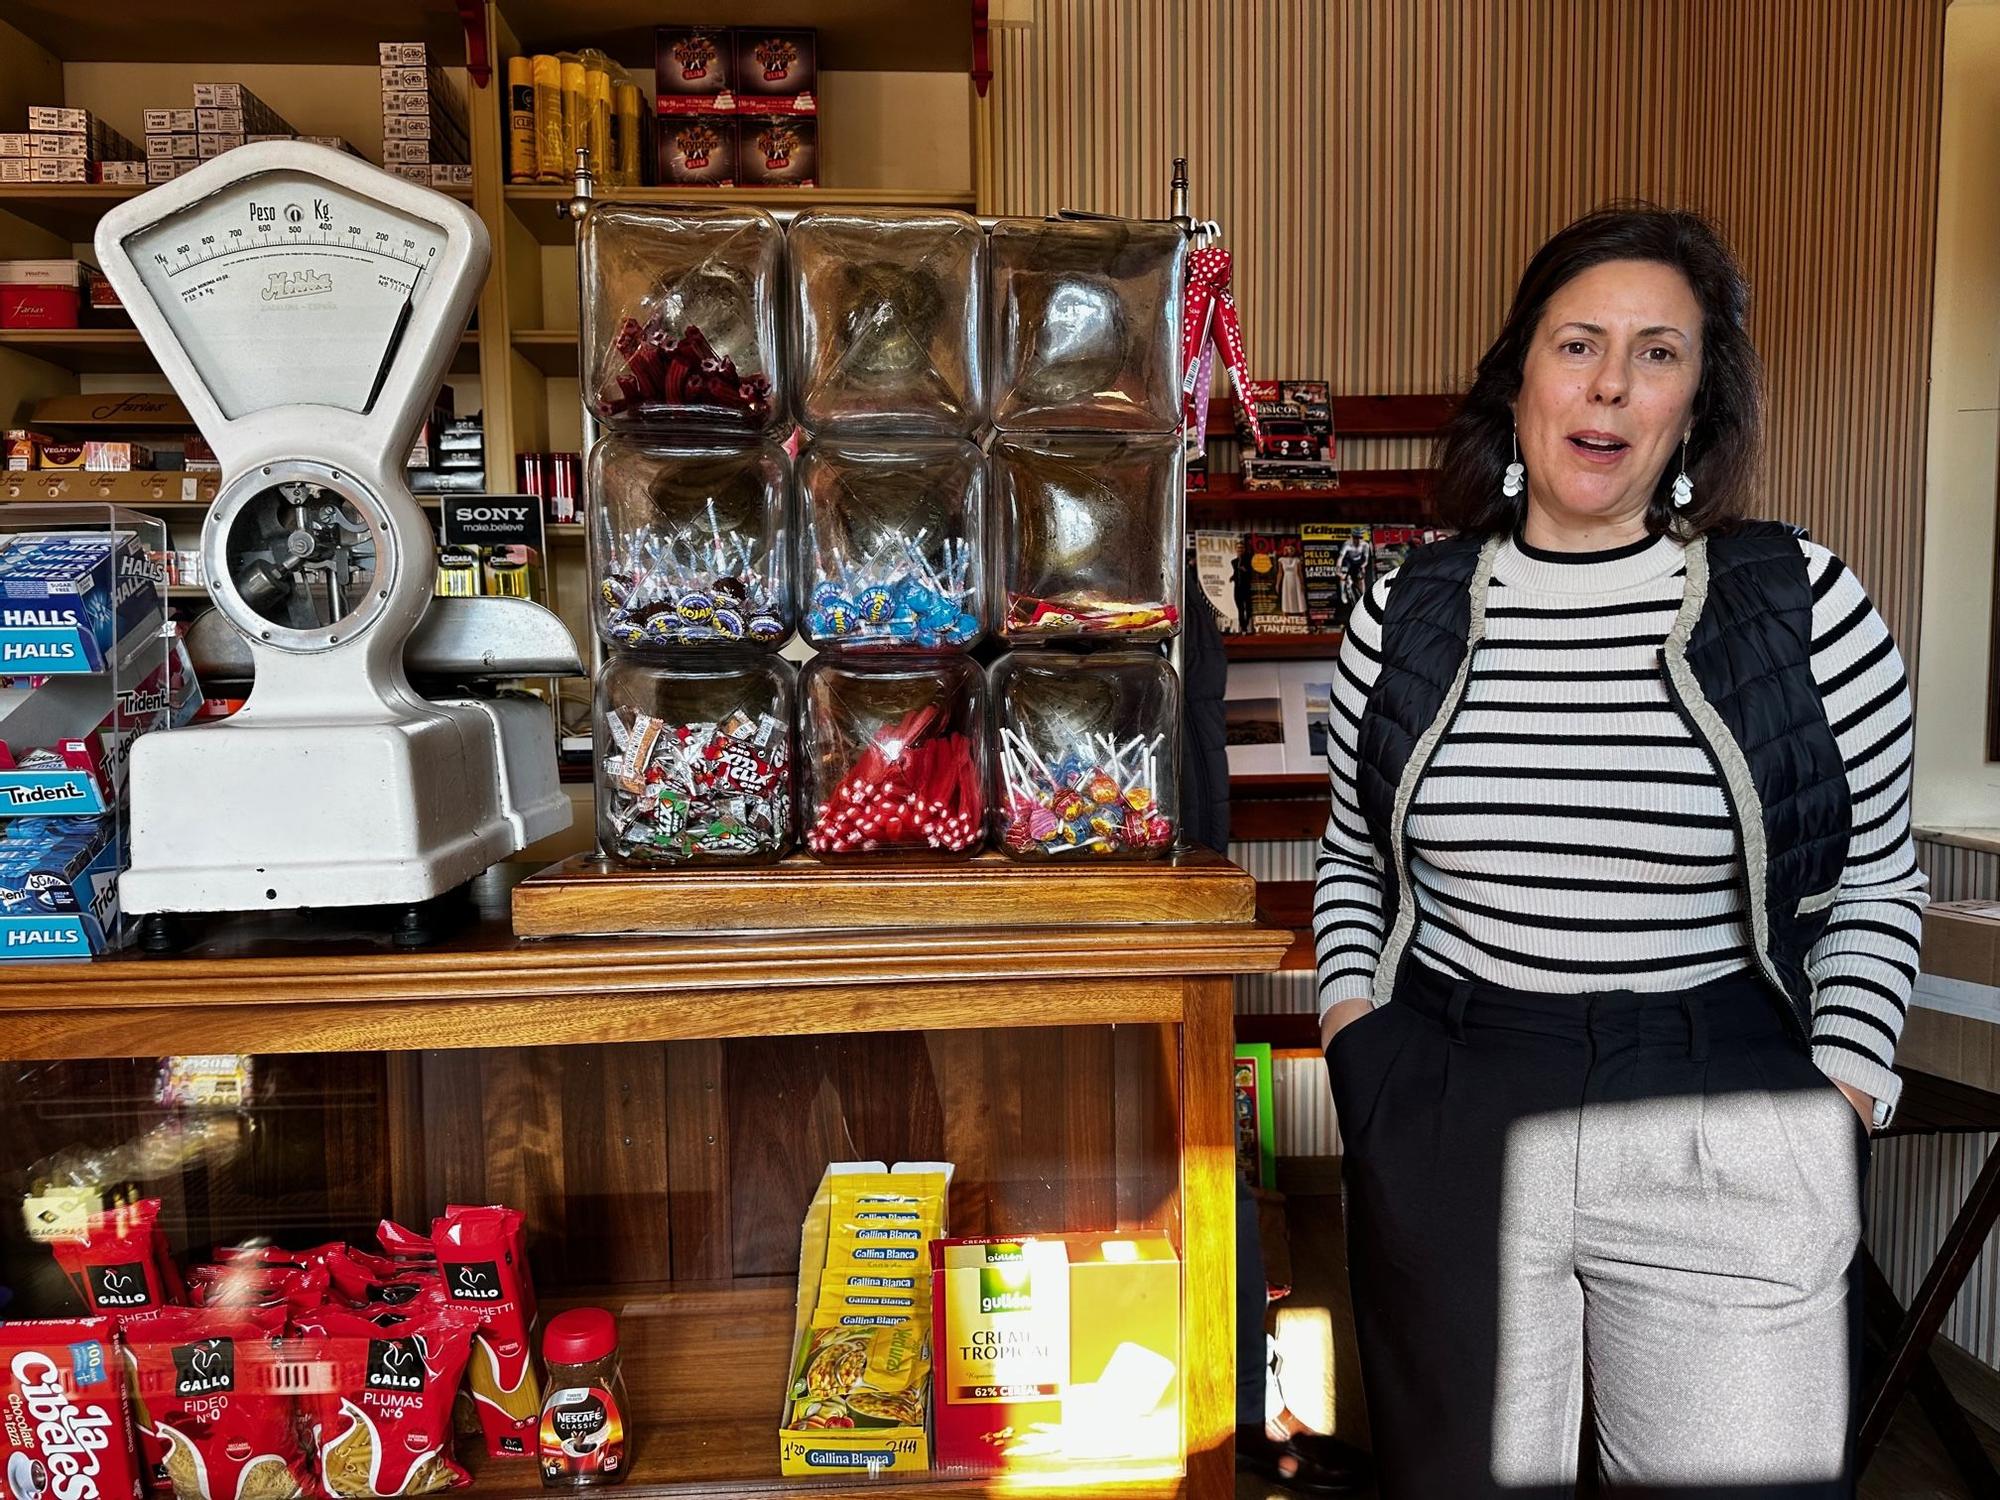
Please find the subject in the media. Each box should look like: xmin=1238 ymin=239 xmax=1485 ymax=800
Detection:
xmin=1392 ymin=961 xmax=1791 ymax=1052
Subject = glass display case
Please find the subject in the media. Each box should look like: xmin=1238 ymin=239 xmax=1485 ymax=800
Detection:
xmin=991 ymin=650 xmax=1181 ymax=860
xmin=580 ymin=203 xmax=786 ymax=435
xmin=587 ymin=438 xmax=793 ymax=649
xmin=593 ymin=651 xmax=794 ymax=865
xmin=796 ymin=439 xmax=986 ymax=652
xmin=788 ymin=209 xmax=986 ymax=438
xmin=798 ymin=654 xmax=987 ymax=856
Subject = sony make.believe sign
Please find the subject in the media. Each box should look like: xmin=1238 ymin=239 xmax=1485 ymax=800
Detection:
xmin=440 ymin=494 xmax=546 ymax=554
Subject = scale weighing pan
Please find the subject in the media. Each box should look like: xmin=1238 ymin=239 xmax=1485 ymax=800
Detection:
xmin=95 ymin=142 xmax=572 ymax=927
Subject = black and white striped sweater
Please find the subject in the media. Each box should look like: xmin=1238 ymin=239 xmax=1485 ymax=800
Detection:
xmin=1312 ymin=531 xmax=1928 ymax=1110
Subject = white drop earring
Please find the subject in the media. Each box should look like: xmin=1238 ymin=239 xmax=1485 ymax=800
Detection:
xmin=1502 ymin=430 xmax=1525 ymax=500
xmin=1672 ymin=438 xmax=1694 ymax=508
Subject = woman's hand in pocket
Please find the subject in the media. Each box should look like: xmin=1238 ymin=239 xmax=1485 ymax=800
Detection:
xmin=1832 ymin=1078 xmax=1874 ymax=1131
xmin=1321 ymin=997 xmax=1376 ymax=1052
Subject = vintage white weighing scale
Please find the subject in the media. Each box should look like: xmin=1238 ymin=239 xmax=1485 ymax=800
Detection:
xmin=95 ymin=142 xmax=576 ymax=942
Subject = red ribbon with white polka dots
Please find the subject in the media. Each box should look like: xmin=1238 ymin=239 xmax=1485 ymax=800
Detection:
xmin=1181 ymin=243 xmax=1260 ymax=450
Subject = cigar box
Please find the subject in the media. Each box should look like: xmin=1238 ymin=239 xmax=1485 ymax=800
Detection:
xmin=737 ymin=115 xmax=817 ymax=187
xmin=0 ymin=262 xmax=85 ymax=328
xmin=655 ymin=26 xmax=737 ymax=115
xmin=658 ymin=117 xmax=737 ymax=186
xmin=732 ymin=29 xmax=818 ymax=114
xmin=4 ymin=432 xmax=46 ymax=471
xmin=25 ymin=106 xmax=88 ymax=134
xmin=143 ymin=108 xmax=196 ymax=134
xmin=83 ymin=442 xmax=153 ymax=473
xmin=0 ymin=134 xmax=28 ymax=158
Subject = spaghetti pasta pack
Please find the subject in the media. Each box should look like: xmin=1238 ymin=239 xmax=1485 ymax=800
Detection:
xmin=289 ymin=1307 xmax=477 ymax=1498
xmin=428 ymin=1207 xmax=540 ymax=1461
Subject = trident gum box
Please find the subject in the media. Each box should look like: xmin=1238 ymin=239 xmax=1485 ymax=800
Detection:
xmin=1 ymin=1318 xmax=146 ymax=1500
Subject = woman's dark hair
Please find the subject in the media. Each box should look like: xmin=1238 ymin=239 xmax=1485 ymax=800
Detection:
xmin=1431 ymin=202 xmax=1764 ymax=537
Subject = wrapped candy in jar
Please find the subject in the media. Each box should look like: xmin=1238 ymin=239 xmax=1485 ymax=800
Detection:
xmin=990 ymin=650 xmax=1180 ymax=861
xmin=788 ymin=208 xmax=986 ymax=436
xmin=988 ymin=216 xmax=1186 ymax=434
xmin=995 ymin=433 xmax=1184 ymax=644
xmin=796 ymin=438 xmax=986 ymax=652
xmin=595 ymin=652 xmax=795 ymax=865
xmin=580 ymin=202 xmax=785 ymax=433
xmin=588 ymin=437 xmax=793 ymax=649
xmin=799 ymin=655 xmax=988 ymax=856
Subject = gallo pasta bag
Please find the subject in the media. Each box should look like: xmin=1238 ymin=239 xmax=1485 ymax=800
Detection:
xmin=429 ymin=1206 xmax=540 ymax=1460
xmin=50 ymin=1198 xmax=183 ymax=1315
xmin=122 ymin=1307 xmax=314 ymax=1500
xmin=290 ymin=1306 xmax=477 ymax=1498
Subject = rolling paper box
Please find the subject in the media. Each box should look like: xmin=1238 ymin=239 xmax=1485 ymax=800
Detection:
xmin=778 ymin=1161 xmax=950 ymax=1479
xmin=932 ymin=1233 xmax=1182 ymax=1476
xmin=0 ymin=530 xmax=163 ymax=673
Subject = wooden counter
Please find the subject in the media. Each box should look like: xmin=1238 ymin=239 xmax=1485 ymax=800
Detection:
xmin=0 ymin=854 xmax=1290 ymax=1500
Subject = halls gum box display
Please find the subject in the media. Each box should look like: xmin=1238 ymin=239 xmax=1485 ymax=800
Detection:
xmin=0 ymin=1317 xmax=146 ymax=1500
xmin=0 ymin=531 xmax=162 ymax=674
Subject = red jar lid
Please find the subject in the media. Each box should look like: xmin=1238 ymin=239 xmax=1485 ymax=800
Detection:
xmin=543 ymin=1307 xmax=618 ymax=1364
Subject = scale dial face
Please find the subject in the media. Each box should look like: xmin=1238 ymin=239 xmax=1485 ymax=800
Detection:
xmin=120 ymin=168 xmax=448 ymax=419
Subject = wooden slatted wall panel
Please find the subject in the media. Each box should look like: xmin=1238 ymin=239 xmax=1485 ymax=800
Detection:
xmin=984 ymin=0 xmax=1946 ymax=652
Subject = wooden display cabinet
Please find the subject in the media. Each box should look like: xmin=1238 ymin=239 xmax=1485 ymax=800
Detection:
xmin=0 ymin=856 xmax=1289 ymax=1499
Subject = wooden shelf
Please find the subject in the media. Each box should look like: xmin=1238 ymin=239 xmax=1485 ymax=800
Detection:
xmin=449 ymin=1281 xmax=1180 ymax=1499
xmin=1222 ymin=633 xmax=1343 ymax=661
xmin=512 ymin=329 xmax=579 ymax=377
xmin=1188 ymin=469 xmax=1435 ymax=517
xmin=500 ymin=0 xmax=972 ymax=73
xmin=1251 ymin=879 xmax=1315 ymax=972
xmin=1230 ymin=773 xmax=1326 ymax=795
xmin=0 ymin=327 xmax=480 ymax=376
xmin=504 ymin=185 xmax=981 ymax=244
xmin=3 ymin=470 xmax=219 ymax=506
xmin=0 ymin=2 xmax=466 ymax=65
xmin=0 ymin=183 xmax=473 ymax=241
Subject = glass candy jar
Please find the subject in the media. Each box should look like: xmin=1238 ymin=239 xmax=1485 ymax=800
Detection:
xmin=995 ymin=433 xmax=1184 ymax=643
xmin=990 ymin=651 xmax=1179 ymax=860
xmin=588 ymin=437 xmax=793 ymax=649
xmin=581 ymin=202 xmax=785 ymax=433
xmin=988 ymin=217 xmax=1186 ymax=434
xmin=788 ymin=209 xmax=985 ymax=436
xmin=595 ymin=652 xmax=794 ymax=865
xmin=799 ymin=655 xmax=988 ymax=857
xmin=797 ymin=439 xmax=986 ymax=652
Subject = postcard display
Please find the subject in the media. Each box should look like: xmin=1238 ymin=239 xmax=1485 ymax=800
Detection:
xmin=580 ymin=205 xmax=1189 ymax=864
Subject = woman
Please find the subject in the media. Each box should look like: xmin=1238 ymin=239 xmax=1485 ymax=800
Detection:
xmin=1315 ymin=204 xmax=1925 ymax=1497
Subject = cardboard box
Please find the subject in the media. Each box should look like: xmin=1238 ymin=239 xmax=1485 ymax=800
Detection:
xmin=29 ymin=133 xmax=87 ymax=160
xmin=1922 ymin=901 xmax=2000 ymax=986
xmin=656 ymin=26 xmax=737 ymax=114
xmin=380 ymin=40 xmax=430 ymax=67
xmin=733 ymin=28 xmax=818 ymax=113
xmin=27 ymin=159 xmax=87 ymax=183
xmin=98 ymin=161 xmax=147 ymax=185
xmin=82 ymin=442 xmax=152 ymax=473
xmin=143 ymin=108 xmax=196 ymax=133
xmin=196 ymin=106 xmax=243 ymax=133
xmin=31 ymin=393 xmax=192 ymax=428
xmin=932 ymin=1233 xmax=1181 ymax=1477
xmin=0 ymin=133 xmax=30 ymax=157
xmin=777 ymin=1162 xmax=949 ymax=1479
xmin=737 ymin=115 xmax=816 ymax=187
xmin=0 ymin=1319 xmax=146 ymax=1488
xmin=145 ymin=160 xmax=179 ymax=183
xmin=429 ymin=162 xmax=472 ymax=187
xmin=0 ymin=261 xmax=85 ymax=328
xmin=0 ymin=161 xmax=24 ymax=184
xmin=382 ymin=138 xmax=433 ymax=164
xmin=658 ymin=117 xmax=736 ymax=186
xmin=386 ymin=163 xmax=433 ymax=183
xmin=25 ymin=105 xmax=89 ymax=134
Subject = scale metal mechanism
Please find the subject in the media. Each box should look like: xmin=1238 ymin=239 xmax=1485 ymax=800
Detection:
xmin=96 ymin=143 xmax=576 ymax=926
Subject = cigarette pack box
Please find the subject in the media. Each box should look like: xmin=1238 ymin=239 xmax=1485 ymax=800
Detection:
xmin=82 ymin=442 xmax=153 ymax=473
xmin=29 ymin=133 xmax=86 ymax=160
xmin=144 ymin=134 xmax=191 ymax=160
xmin=657 ymin=117 xmax=736 ymax=186
xmin=25 ymin=159 xmax=86 ymax=183
xmin=191 ymin=81 xmax=242 ymax=108
xmin=143 ymin=108 xmax=196 ymax=133
xmin=383 ymin=111 xmax=467 ymax=145
xmin=0 ymin=161 xmax=24 ymax=183
xmin=196 ymin=106 xmax=243 ymax=133
xmin=0 ymin=1319 xmax=146 ymax=1487
xmin=655 ymin=26 xmax=737 ymax=114
xmin=737 ymin=115 xmax=817 ymax=186
xmin=429 ymin=163 xmax=472 ymax=187
xmin=380 ymin=40 xmax=430 ymax=66
xmin=248 ymin=133 xmax=297 ymax=144
xmin=386 ymin=163 xmax=432 ymax=183
xmin=145 ymin=160 xmax=179 ymax=184
xmin=198 ymin=135 xmax=245 ymax=159
xmin=99 ymin=161 xmax=146 ymax=184
xmin=381 ymin=89 xmax=433 ymax=115
xmin=381 ymin=138 xmax=432 ymax=164
xmin=25 ymin=105 xmax=89 ymax=134
xmin=0 ymin=134 xmax=27 ymax=157
xmin=733 ymin=29 xmax=818 ymax=114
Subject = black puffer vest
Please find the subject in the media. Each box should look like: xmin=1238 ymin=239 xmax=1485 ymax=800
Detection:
xmin=1354 ymin=522 xmax=1850 ymax=1035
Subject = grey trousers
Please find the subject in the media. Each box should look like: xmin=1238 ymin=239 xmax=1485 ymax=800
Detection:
xmin=1328 ymin=965 xmax=1869 ymax=1499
